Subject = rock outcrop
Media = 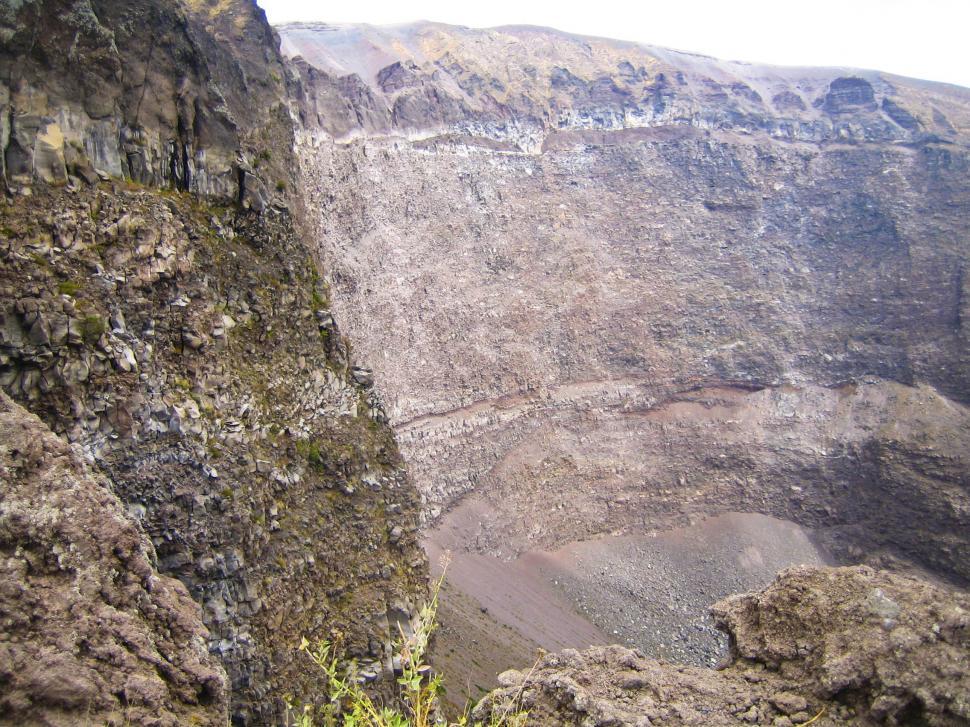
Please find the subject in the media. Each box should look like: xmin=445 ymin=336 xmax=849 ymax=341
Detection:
xmin=475 ymin=565 xmax=970 ymax=726
xmin=0 ymin=182 xmax=428 ymax=724
xmin=0 ymin=0 xmax=296 ymax=206
xmin=0 ymin=3 xmax=430 ymax=723
xmin=0 ymin=391 xmax=228 ymax=726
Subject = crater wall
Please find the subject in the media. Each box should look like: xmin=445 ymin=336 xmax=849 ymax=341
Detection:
xmin=285 ymin=22 xmax=970 ymax=584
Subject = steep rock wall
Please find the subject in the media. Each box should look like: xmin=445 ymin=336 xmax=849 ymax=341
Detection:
xmin=284 ymin=22 xmax=970 ymax=584
xmin=0 ymin=3 xmax=431 ymax=724
xmin=0 ymin=184 xmax=428 ymax=724
xmin=0 ymin=0 xmax=296 ymax=208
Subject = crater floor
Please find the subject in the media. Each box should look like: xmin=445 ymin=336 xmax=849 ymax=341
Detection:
xmin=427 ymin=511 xmax=833 ymax=708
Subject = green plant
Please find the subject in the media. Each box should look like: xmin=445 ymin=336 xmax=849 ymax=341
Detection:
xmin=311 ymin=286 xmax=329 ymax=309
xmin=81 ymin=314 xmax=106 ymax=343
xmin=58 ymin=280 xmax=82 ymax=296
xmin=287 ymin=564 xmax=528 ymax=727
xmin=296 ymin=439 xmax=325 ymax=469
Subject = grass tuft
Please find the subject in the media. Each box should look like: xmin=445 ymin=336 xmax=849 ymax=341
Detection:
xmin=287 ymin=560 xmax=528 ymax=727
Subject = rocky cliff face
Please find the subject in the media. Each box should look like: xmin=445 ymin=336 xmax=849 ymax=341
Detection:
xmin=282 ymin=22 xmax=966 ymax=148
xmin=0 ymin=3 xmax=428 ymax=725
xmin=0 ymin=181 xmax=427 ymax=725
xmin=0 ymin=0 xmax=295 ymax=208
xmin=475 ymin=565 xmax=970 ymax=726
xmin=283 ymin=22 xmax=970 ymax=585
xmin=0 ymin=392 xmax=227 ymax=726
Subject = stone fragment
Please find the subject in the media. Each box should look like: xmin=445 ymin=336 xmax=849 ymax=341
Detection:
xmin=475 ymin=567 xmax=970 ymax=726
xmin=351 ymin=366 xmax=374 ymax=387
xmin=770 ymin=692 xmax=808 ymax=715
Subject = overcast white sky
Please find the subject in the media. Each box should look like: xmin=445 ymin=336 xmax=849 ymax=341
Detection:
xmin=259 ymin=0 xmax=970 ymax=88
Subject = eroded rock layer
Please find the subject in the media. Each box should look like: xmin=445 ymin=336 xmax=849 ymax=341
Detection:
xmin=474 ymin=565 xmax=970 ymax=726
xmin=283 ymin=22 xmax=970 ymax=584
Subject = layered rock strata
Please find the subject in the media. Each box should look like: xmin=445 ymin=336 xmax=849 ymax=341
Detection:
xmin=283 ymin=22 xmax=970 ymax=584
